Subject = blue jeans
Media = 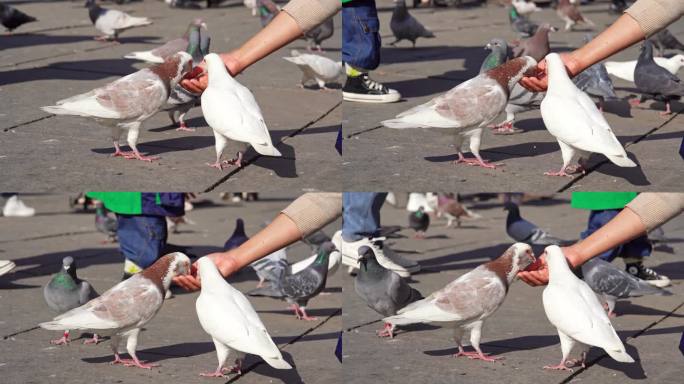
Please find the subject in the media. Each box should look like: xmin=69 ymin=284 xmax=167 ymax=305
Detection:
xmin=342 ymin=0 xmax=381 ymax=71
xmin=580 ymin=210 xmax=652 ymax=262
xmin=342 ymin=192 xmax=387 ymax=241
xmin=116 ymin=215 xmax=168 ymax=269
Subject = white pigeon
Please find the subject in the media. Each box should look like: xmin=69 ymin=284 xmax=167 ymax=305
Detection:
xmin=195 ymin=257 xmax=292 ymax=377
xmin=244 ymin=0 xmax=258 ymax=16
xmin=512 ymin=0 xmax=541 ymax=15
xmin=290 ymin=249 xmax=342 ymax=276
xmin=540 ymin=53 xmax=636 ymax=177
xmin=384 ymin=243 xmax=535 ymax=361
xmin=40 ymin=253 xmax=191 ymax=370
xmin=283 ymin=50 xmax=344 ymax=90
xmin=542 ymin=245 xmax=635 ymax=371
xmin=201 ymin=53 xmax=281 ymax=170
xmin=604 ymin=54 xmax=684 ymax=83
xmin=85 ymin=0 xmax=152 ymax=41
xmin=381 ymin=57 xmax=537 ymax=169
xmin=41 ymin=52 xmax=193 ymax=162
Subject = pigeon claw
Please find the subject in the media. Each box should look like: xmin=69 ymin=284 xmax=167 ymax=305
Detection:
xmin=111 ymin=150 xmax=137 ymax=159
xmin=50 ymin=335 xmax=70 ymax=345
xmin=199 ymin=371 xmax=227 ymax=378
xmin=543 ymin=363 xmax=574 ymax=372
xmin=467 ymin=353 xmax=503 ymax=362
xmin=544 ymin=169 xmax=573 ymax=178
xmin=376 ymin=323 xmax=395 ymax=338
xmin=83 ymin=333 xmax=100 ymax=345
xmin=175 ymin=123 xmax=196 ymax=132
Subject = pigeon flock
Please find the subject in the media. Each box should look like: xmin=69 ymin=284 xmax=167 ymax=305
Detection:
xmin=351 ymin=192 xmax=677 ymax=374
xmin=378 ymin=0 xmax=684 ymax=178
xmin=6 ymin=1 xmax=339 ymax=169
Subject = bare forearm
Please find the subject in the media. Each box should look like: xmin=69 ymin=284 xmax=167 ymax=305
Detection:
xmin=223 ymin=11 xmax=303 ymax=75
xmin=568 ymin=14 xmax=644 ymax=76
xmin=565 ymin=207 xmax=646 ymax=268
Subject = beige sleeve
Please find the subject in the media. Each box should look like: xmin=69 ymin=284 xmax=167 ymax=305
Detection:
xmin=283 ymin=0 xmax=341 ymax=33
xmin=626 ymin=193 xmax=684 ymax=232
xmin=281 ymin=192 xmax=342 ymax=237
xmin=625 ymin=0 xmax=684 ymax=37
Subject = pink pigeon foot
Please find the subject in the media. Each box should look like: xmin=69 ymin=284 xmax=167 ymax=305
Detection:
xmin=111 ymin=355 xmax=159 ymax=370
xmin=454 ymin=153 xmax=503 ymax=169
xmin=544 ymin=169 xmax=573 ymax=177
xmin=414 ymin=231 xmax=426 ymax=239
xmin=544 ymin=362 xmax=574 ymax=372
xmin=176 ymin=123 xmax=196 ymax=132
xmin=199 ymin=370 xmax=226 ymax=378
xmin=468 ymin=352 xmax=503 ymax=362
xmin=111 ymin=149 xmax=137 ymax=159
xmin=130 ymin=151 xmax=159 ymax=162
xmin=628 ymin=98 xmax=641 ymax=107
xmin=50 ymin=331 xmax=70 ymax=345
xmin=453 ymin=350 xmax=481 ymax=358
xmin=659 ymin=102 xmax=672 ymax=116
xmin=376 ymin=323 xmax=394 ymax=338
xmin=83 ymin=333 xmax=100 ymax=345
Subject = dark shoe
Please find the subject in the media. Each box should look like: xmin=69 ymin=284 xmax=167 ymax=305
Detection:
xmin=625 ymin=261 xmax=671 ymax=287
xmin=342 ymin=74 xmax=401 ymax=103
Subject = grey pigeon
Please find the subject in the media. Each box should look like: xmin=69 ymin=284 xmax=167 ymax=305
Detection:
xmin=249 ymin=247 xmax=288 ymax=288
xmin=408 ymin=206 xmax=429 ymax=238
xmin=511 ymin=23 xmax=557 ymax=62
xmin=581 ymin=257 xmax=672 ymax=318
xmin=504 ymin=202 xmax=567 ymax=245
xmin=40 ymin=253 xmax=191 ymax=370
xmin=1 ymin=3 xmax=37 ymax=32
xmin=124 ymin=19 xmax=206 ymax=64
xmin=43 ymin=257 xmax=99 ymax=345
xmin=162 ymin=22 xmax=210 ymax=132
xmin=389 ymin=0 xmax=435 ymax=48
xmin=305 ymin=17 xmax=334 ymax=51
xmin=572 ymin=35 xmax=618 ymax=111
xmin=257 ymin=0 xmax=279 ymax=28
xmin=248 ymin=242 xmax=334 ymax=321
xmin=509 ymin=6 xmax=538 ymax=37
xmin=84 ymin=0 xmax=152 ymax=41
xmin=381 ymin=57 xmax=538 ymax=169
xmin=478 ymin=38 xmax=510 ymax=74
xmin=647 ymin=28 xmax=684 ymax=56
xmin=355 ymin=246 xmax=423 ymax=338
xmin=633 ymin=40 xmax=684 ymax=115
xmin=95 ymin=203 xmax=117 ymax=243
xmin=302 ymin=229 xmax=331 ymax=252
xmin=384 ymin=243 xmax=535 ymax=361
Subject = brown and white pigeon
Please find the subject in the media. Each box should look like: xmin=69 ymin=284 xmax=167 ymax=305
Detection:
xmin=383 ymin=243 xmax=535 ymax=361
xmin=556 ymin=0 xmax=594 ymax=31
xmin=40 ymin=253 xmax=191 ymax=369
xmin=511 ymin=23 xmax=557 ymax=62
xmin=381 ymin=57 xmax=537 ymax=169
xmin=41 ymin=52 xmax=193 ymax=162
xmin=437 ymin=193 xmax=481 ymax=227
xmin=85 ymin=0 xmax=152 ymax=42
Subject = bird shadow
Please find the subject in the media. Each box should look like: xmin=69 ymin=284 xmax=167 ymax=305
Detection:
xmin=255 ymin=307 xmax=339 ymax=318
xmin=235 ymin=351 xmax=304 ymax=384
xmin=588 ymin=152 xmax=650 ymax=186
xmin=603 ymin=99 xmax=634 ymax=118
xmin=424 ymin=141 xmax=561 ymax=163
xmin=1 ymin=34 xmax=103 ymax=50
xmin=591 ymin=341 xmax=646 ymax=380
xmin=423 ymin=343 xmax=510 ymax=358
xmin=417 ymin=242 xmax=514 ymax=271
xmin=271 ymin=331 xmax=340 ymax=345
xmin=0 ymin=58 xmax=143 ymax=86
xmin=649 ymin=261 xmax=684 ymax=279
xmin=615 ymin=301 xmax=684 ymax=318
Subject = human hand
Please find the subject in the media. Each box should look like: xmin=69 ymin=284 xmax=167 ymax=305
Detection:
xmin=180 ymin=53 xmax=242 ymax=94
xmin=517 ymin=245 xmax=582 ymax=286
xmin=519 ymin=52 xmax=582 ymax=92
xmin=172 ymin=251 xmax=240 ymax=291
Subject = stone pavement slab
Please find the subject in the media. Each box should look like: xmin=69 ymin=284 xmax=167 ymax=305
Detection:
xmin=0 ymin=193 xmax=342 ymax=384
xmin=342 ymin=194 xmax=684 ymax=383
xmin=0 ymin=1 xmax=342 ymax=191
xmin=343 ymin=1 xmax=684 ymax=192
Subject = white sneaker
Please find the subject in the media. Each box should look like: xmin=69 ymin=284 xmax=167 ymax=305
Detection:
xmin=332 ymin=231 xmax=418 ymax=277
xmin=2 ymin=195 xmax=35 ymax=217
xmin=0 ymin=260 xmax=16 ymax=276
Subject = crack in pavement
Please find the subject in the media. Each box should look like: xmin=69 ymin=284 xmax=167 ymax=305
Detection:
xmin=203 ymin=100 xmax=342 ymax=193
xmin=2 ymin=115 xmax=54 ymax=132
